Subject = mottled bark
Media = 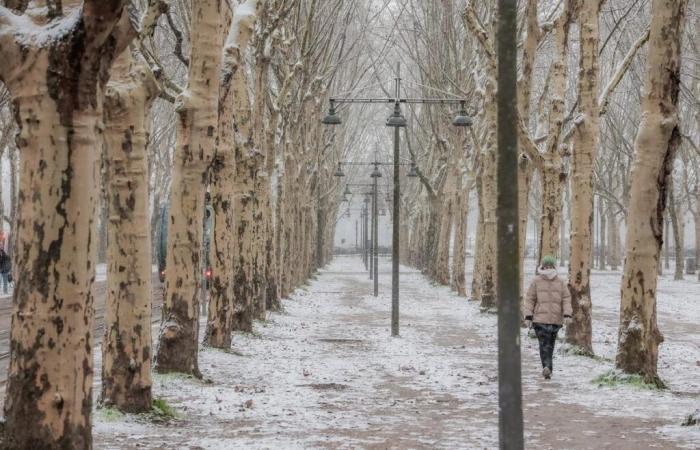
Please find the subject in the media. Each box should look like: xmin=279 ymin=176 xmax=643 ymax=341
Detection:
xmin=101 ymin=49 xmax=159 ymax=412
xmin=537 ymin=1 xmax=572 ymax=263
xmin=231 ymin=60 xmax=259 ymax=333
xmin=479 ymin=81 xmax=498 ymax=310
xmin=205 ymin=0 xmax=257 ymax=348
xmin=616 ymin=0 xmax=687 ymax=386
xmin=0 ymin=2 xmax=135 ymax=448
xmin=566 ymin=0 xmax=602 ymax=355
xmin=155 ymin=0 xmax=226 ymax=376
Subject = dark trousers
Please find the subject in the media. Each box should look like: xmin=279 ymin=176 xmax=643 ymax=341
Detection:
xmin=533 ymin=323 xmax=561 ymax=371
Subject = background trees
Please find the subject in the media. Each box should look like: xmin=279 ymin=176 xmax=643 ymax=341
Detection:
xmin=0 ymin=0 xmax=697 ymax=447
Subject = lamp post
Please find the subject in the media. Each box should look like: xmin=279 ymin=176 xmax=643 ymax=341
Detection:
xmin=370 ymin=164 xmax=382 ymax=295
xmin=323 ymin=62 xmax=471 ymax=337
xmin=343 ymin=182 xmax=391 ymax=297
xmin=497 ymin=1 xmax=524 ymax=447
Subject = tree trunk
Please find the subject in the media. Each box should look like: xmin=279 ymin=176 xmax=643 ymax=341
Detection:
xmin=231 ymin=55 xmax=262 ymax=330
xmin=0 ymin=3 xmax=135 ymax=447
xmin=155 ymin=0 xmax=226 ymax=376
xmin=101 ymin=49 xmax=159 ymax=412
xmin=598 ymin=200 xmax=607 ymax=270
xmin=471 ymin=176 xmax=484 ymax=301
xmin=518 ymin=163 xmax=533 ymax=294
xmin=538 ymin=159 xmax=564 ymax=261
xmin=434 ymin=195 xmax=453 ymax=286
xmin=668 ymin=185 xmax=684 ymax=280
xmin=252 ymin=171 xmax=268 ymax=320
xmin=566 ymin=0 xmax=602 ymax=355
xmin=607 ymin=210 xmax=620 ymax=270
xmin=451 ymin=182 xmax=469 ymax=296
xmin=205 ymin=1 xmax=257 ymax=348
xmin=664 ymin=217 xmax=670 ymax=270
xmin=616 ymin=0 xmax=687 ymax=386
xmin=696 ymin=197 xmax=700 ymax=281
xmin=537 ymin=2 xmax=571 ymax=264
xmin=479 ymin=81 xmax=498 ymax=310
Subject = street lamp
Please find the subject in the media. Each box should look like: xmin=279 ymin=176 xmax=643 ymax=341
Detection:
xmin=386 ymin=103 xmax=407 ymax=128
xmin=334 ymin=163 xmax=345 ymax=177
xmin=322 ymin=62 xmax=471 ymax=337
xmin=407 ymin=162 xmax=419 ymax=178
xmin=322 ymin=100 xmax=342 ymax=125
xmin=452 ymin=100 xmax=473 ymax=127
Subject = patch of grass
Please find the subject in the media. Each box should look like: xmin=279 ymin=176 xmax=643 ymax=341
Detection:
xmin=558 ymin=344 xmax=611 ymax=362
xmin=152 ymin=372 xmax=197 ymax=383
xmin=591 ymin=369 xmax=666 ymax=390
xmin=151 ymin=398 xmax=178 ymax=419
xmin=96 ymin=407 xmax=125 ymax=422
xmin=681 ymin=410 xmax=699 ymax=427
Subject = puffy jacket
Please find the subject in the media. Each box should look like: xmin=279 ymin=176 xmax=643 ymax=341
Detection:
xmin=524 ymin=273 xmax=572 ymax=326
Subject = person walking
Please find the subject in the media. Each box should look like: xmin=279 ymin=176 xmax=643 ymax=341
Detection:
xmin=0 ymin=248 xmax=11 ymax=295
xmin=524 ymin=255 xmax=572 ymax=379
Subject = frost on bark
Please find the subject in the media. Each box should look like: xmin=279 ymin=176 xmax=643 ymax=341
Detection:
xmin=462 ymin=2 xmax=497 ymax=310
xmin=0 ymin=2 xmax=136 ymax=448
xmin=155 ymin=0 xmax=226 ymax=376
xmin=616 ymin=0 xmax=687 ymax=386
xmin=565 ymin=0 xmax=603 ymax=356
xmin=101 ymin=48 xmax=160 ymax=412
xmin=230 ymin=29 xmax=260 ymax=333
xmin=204 ymin=0 xmax=257 ymax=348
xmin=516 ymin=0 xmax=540 ymax=296
xmin=479 ymin=80 xmax=498 ymax=310
xmin=537 ymin=1 xmax=573 ymax=262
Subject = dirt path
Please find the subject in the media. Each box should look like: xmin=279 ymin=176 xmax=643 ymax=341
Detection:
xmin=93 ymin=256 xmax=698 ymax=449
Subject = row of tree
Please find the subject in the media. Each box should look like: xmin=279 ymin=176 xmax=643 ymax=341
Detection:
xmin=0 ymin=0 xmax=376 ymax=448
xmin=392 ymin=0 xmax=697 ymax=387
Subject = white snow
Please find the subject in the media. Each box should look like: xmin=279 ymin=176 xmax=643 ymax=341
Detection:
xmin=92 ymin=256 xmax=700 ymax=449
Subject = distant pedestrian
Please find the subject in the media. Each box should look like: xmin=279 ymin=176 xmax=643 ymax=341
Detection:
xmin=524 ymin=255 xmax=572 ymax=380
xmin=0 ymin=249 xmax=11 ymax=295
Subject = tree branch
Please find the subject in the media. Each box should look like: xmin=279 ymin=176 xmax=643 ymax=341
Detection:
xmin=599 ymin=27 xmax=650 ymax=116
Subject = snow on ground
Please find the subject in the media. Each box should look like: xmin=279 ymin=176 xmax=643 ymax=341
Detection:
xmin=93 ymin=256 xmax=700 ymax=449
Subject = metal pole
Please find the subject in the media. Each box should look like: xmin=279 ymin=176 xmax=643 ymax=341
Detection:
xmin=364 ymin=205 xmax=369 ymax=270
xmin=361 ymin=209 xmax=365 ymax=265
xmin=369 ymin=195 xmax=374 ymax=280
xmin=355 ymin=219 xmax=358 ymax=253
xmin=497 ymin=1 xmax=524 ymax=448
xmin=373 ymin=174 xmax=379 ymax=296
xmin=316 ymin=186 xmax=323 ymax=269
xmin=391 ymin=62 xmax=401 ymax=336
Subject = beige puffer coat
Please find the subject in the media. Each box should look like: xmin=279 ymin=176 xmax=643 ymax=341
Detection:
xmin=524 ymin=273 xmax=572 ymax=326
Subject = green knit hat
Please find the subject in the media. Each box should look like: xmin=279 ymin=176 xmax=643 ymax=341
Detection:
xmin=541 ymin=255 xmax=557 ymax=268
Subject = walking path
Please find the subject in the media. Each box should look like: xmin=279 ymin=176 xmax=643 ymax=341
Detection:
xmin=90 ymin=256 xmax=698 ymax=449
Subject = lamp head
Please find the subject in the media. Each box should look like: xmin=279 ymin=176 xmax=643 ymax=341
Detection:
xmin=386 ymin=103 xmax=407 ymax=128
xmin=321 ymin=100 xmax=342 ymax=125
xmin=452 ymin=101 xmax=472 ymax=127
xmin=407 ymin=162 xmax=419 ymax=178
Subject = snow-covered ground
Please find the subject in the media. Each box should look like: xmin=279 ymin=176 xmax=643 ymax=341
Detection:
xmin=93 ymin=256 xmax=700 ymax=449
